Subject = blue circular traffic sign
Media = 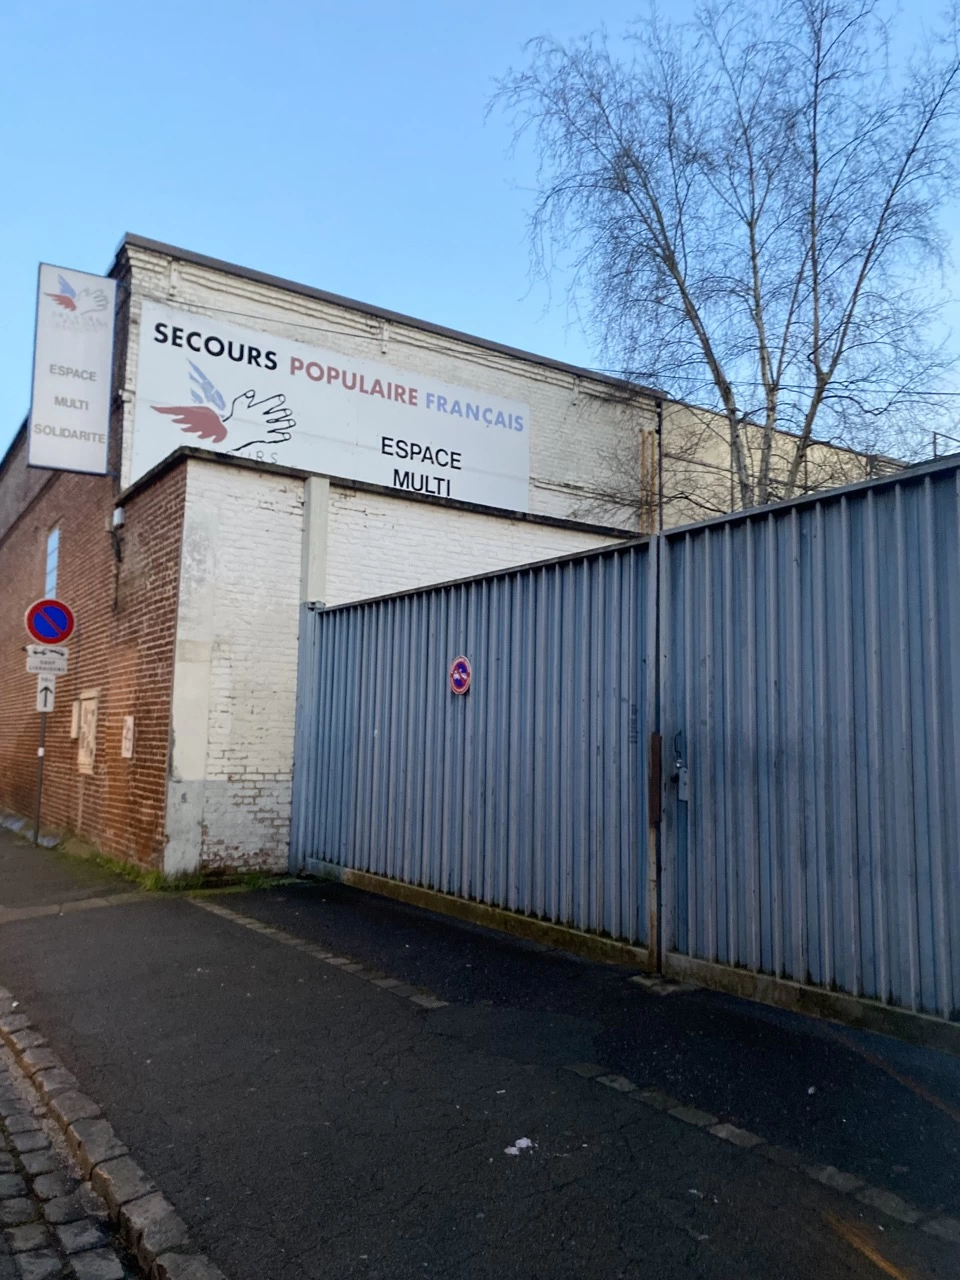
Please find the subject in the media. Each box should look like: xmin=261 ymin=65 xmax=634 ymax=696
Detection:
xmin=25 ymin=598 xmax=75 ymax=645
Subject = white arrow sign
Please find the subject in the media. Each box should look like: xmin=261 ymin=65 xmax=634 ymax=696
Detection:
xmin=36 ymin=674 xmax=55 ymax=714
xmin=26 ymin=645 xmax=68 ymax=675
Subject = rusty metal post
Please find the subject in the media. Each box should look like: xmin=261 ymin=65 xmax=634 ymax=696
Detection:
xmin=648 ymin=730 xmax=662 ymax=971
xmin=33 ymin=712 xmax=47 ymax=846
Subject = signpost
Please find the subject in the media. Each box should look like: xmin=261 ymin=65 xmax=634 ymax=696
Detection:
xmin=32 ymin=675 xmax=54 ymax=845
xmin=24 ymin=599 xmax=74 ymax=845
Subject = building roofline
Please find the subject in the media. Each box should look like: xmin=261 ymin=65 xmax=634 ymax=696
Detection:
xmin=114 ymin=233 xmax=666 ymax=401
xmin=116 ymin=445 xmax=636 ymax=541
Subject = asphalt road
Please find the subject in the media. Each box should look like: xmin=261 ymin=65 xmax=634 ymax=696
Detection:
xmin=0 ymin=830 xmax=957 ymax=1279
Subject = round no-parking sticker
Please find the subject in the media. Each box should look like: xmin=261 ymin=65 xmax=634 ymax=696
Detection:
xmin=449 ymin=656 xmax=472 ymax=695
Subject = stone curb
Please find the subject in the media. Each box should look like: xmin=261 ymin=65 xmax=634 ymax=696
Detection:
xmin=0 ymin=985 xmax=228 ymax=1280
xmin=190 ymin=897 xmax=451 ymax=1013
xmin=562 ymin=1058 xmax=960 ymax=1241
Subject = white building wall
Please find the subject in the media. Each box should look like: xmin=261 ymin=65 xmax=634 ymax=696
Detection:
xmin=324 ymin=485 xmax=616 ymax=605
xmin=166 ymin=461 xmax=304 ymax=873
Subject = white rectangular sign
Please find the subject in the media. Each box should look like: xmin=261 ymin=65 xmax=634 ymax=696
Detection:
xmin=28 ymin=263 xmax=117 ymax=475
xmin=36 ymin=674 xmax=55 ymax=714
xmin=131 ymin=301 xmax=531 ymax=511
xmin=26 ymin=645 xmax=68 ymax=675
xmin=78 ymin=692 xmax=98 ymax=774
xmin=121 ymin=715 xmax=135 ymax=759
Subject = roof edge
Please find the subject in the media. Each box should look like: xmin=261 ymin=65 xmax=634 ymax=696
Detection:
xmin=115 ymin=233 xmax=665 ymax=401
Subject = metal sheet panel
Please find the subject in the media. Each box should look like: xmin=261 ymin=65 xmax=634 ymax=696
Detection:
xmin=292 ymin=457 xmax=960 ymax=1020
xmin=660 ymin=466 xmax=960 ymax=1018
xmin=291 ymin=544 xmax=654 ymax=945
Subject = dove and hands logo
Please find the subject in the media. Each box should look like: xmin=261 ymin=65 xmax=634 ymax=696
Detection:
xmin=45 ymin=273 xmax=110 ymax=326
xmin=152 ymin=361 xmax=297 ymax=452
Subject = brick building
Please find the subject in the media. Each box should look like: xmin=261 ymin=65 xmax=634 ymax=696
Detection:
xmin=1 ymin=235 xmax=661 ymax=872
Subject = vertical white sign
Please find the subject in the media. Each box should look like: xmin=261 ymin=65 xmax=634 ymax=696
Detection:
xmin=77 ymin=691 xmax=99 ymax=775
xmin=121 ymin=715 xmax=135 ymax=759
xmin=35 ymin=675 xmax=55 ymax=714
xmin=28 ymin=264 xmax=117 ymax=474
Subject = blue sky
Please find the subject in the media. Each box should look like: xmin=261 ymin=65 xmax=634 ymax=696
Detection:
xmin=1 ymin=0 xmax=956 ymax=457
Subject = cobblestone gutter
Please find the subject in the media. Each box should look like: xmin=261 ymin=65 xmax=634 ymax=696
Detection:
xmin=0 ymin=992 xmax=226 ymax=1280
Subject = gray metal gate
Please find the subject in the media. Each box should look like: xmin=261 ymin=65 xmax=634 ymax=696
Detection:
xmin=659 ymin=463 xmax=960 ymax=1019
xmin=291 ymin=458 xmax=960 ymax=1022
xmin=291 ymin=544 xmax=656 ymax=946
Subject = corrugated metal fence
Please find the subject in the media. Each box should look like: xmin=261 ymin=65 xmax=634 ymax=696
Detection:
xmin=291 ymin=459 xmax=960 ymax=1022
xmin=292 ymin=545 xmax=655 ymax=946
xmin=660 ymin=465 xmax=960 ymax=1018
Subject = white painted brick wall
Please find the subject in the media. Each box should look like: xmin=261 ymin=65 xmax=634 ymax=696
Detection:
xmin=325 ymin=486 xmax=616 ymax=605
xmin=166 ymin=460 xmax=304 ymax=873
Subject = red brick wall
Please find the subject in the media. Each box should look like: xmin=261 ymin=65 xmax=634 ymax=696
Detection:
xmin=0 ymin=443 xmax=185 ymax=866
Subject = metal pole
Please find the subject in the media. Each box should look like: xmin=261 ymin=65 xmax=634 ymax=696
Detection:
xmin=33 ymin=713 xmax=47 ymax=846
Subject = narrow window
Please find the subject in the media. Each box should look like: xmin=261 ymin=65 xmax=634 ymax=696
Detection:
xmin=44 ymin=526 xmax=59 ymax=596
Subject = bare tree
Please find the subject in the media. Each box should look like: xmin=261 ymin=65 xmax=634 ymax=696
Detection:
xmin=494 ymin=0 xmax=960 ymax=509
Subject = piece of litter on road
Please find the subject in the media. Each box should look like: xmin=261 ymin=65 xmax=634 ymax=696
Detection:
xmin=496 ymin=1090 xmax=506 ymax=1095
xmin=688 ymin=1189 xmax=703 ymax=1198
xmin=808 ymin=1086 xmax=816 ymax=1095
xmin=504 ymin=1137 xmax=536 ymax=1156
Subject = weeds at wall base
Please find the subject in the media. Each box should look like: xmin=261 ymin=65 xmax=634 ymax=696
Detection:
xmin=75 ymin=849 xmax=288 ymax=894
xmin=0 ymin=815 xmax=288 ymax=894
